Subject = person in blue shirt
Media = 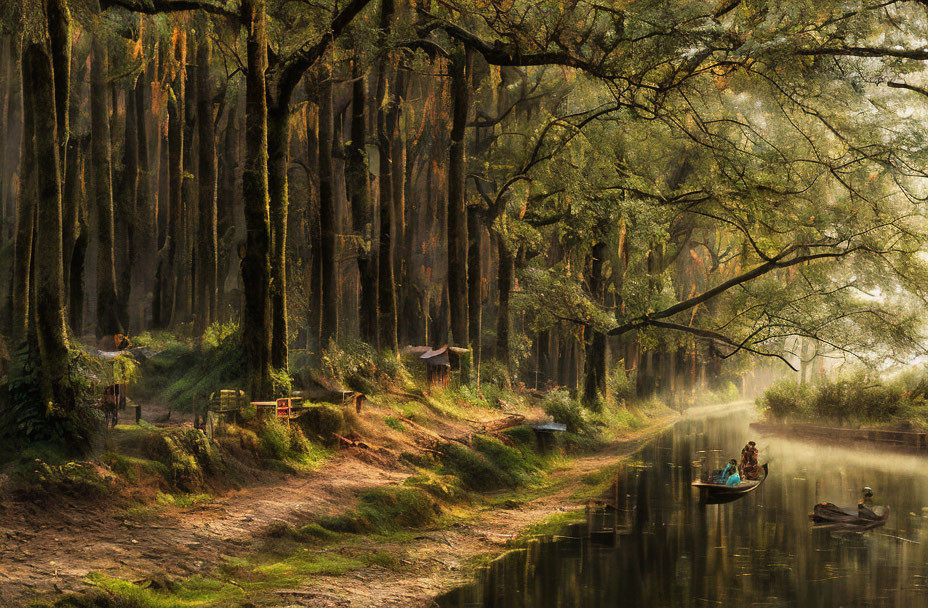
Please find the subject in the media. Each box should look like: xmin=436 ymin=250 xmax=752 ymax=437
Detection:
xmin=725 ymin=467 xmax=742 ymax=486
xmin=717 ymin=459 xmax=738 ymax=484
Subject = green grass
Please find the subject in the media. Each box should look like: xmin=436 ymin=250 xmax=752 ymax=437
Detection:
xmin=384 ymin=416 xmax=405 ymax=432
xmin=436 ymin=434 xmax=549 ymax=492
xmin=514 ymin=508 xmax=587 ymax=542
xmin=257 ymin=420 xmax=332 ymax=471
xmin=317 ymin=486 xmax=441 ymax=534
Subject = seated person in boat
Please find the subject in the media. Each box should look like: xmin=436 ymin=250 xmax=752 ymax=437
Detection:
xmin=725 ymin=460 xmax=742 ymax=486
xmin=858 ymin=486 xmax=877 ymax=518
xmin=712 ymin=459 xmax=739 ymax=485
xmin=740 ymin=441 xmax=760 ymax=480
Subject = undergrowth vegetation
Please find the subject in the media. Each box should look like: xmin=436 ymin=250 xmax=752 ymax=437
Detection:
xmin=135 ymin=322 xmax=245 ymax=411
xmin=758 ymin=369 xmax=928 ymax=428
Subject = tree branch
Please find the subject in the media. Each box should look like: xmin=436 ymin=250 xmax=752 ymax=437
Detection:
xmin=100 ymin=0 xmax=236 ymax=18
xmin=275 ymin=0 xmax=374 ymax=107
xmin=646 ymin=319 xmax=799 ymax=371
xmin=608 ymin=245 xmax=866 ymax=337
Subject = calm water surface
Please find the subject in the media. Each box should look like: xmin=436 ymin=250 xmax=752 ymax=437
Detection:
xmin=436 ymin=406 xmax=928 ymax=607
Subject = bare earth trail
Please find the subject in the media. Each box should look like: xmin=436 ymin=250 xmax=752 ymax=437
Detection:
xmin=0 ymin=413 xmax=678 ymax=607
xmin=0 ymin=455 xmax=408 ymax=605
xmin=301 ymin=417 xmax=679 ymax=608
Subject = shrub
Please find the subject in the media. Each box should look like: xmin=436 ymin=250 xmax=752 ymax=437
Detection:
xmin=759 ymin=373 xmax=909 ymax=425
xmin=322 ymin=340 xmax=377 ymax=394
xmin=542 ymin=389 xmax=588 ymax=434
xmin=295 ymin=403 xmax=344 ymax=441
xmin=502 ymin=425 xmax=536 ymax=448
xmin=758 ymin=379 xmax=809 ymax=420
xmin=607 ymin=366 xmax=636 ymax=404
xmin=317 ymin=486 xmax=440 ymax=533
xmin=0 ymin=342 xmax=104 ymax=457
xmin=138 ymin=322 xmax=245 ymax=411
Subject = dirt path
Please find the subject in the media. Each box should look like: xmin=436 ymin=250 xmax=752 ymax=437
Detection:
xmin=271 ymin=416 xmax=679 ymax=608
xmin=0 ymin=455 xmax=408 ymax=606
xmin=0 ymin=414 xmax=676 ymax=607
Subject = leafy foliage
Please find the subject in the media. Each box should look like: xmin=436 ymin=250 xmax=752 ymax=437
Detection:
xmin=759 ymin=370 xmax=928 ymax=428
xmin=137 ymin=322 xmax=245 ymax=410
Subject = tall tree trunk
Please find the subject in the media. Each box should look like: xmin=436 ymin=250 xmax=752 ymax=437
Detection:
xmin=346 ymin=58 xmax=377 ymax=344
xmin=496 ymin=236 xmax=513 ymax=378
xmin=467 ymin=206 xmax=481 ymax=375
xmin=584 ymin=241 xmax=607 ymax=403
xmin=216 ymin=89 xmax=239 ymax=317
xmin=376 ymin=0 xmax=397 ymax=352
xmin=317 ymin=69 xmax=338 ymax=349
xmin=447 ymin=47 xmax=471 ymax=361
xmin=117 ymin=78 xmax=139 ymax=332
xmin=268 ymin=102 xmax=289 ymax=368
xmin=47 ymin=0 xmax=70 ymax=166
xmin=135 ymin=37 xmax=155 ymax=330
xmin=391 ymin=70 xmax=408 ymax=345
xmin=196 ymin=35 xmax=217 ymax=336
xmin=63 ymin=43 xmax=88 ymax=333
xmin=27 ymin=37 xmax=74 ymax=409
xmin=166 ymin=30 xmax=185 ymax=326
xmin=240 ymin=0 xmax=273 ymax=396
xmin=12 ymin=41 xmax=36 ymax=345
xmin=179 ymin=35 xmax=196 ymax=324
xmin=304 ymin=78 xmax=322 ymax=353
xmin=91 ymin=35 xmax=122 ymax=337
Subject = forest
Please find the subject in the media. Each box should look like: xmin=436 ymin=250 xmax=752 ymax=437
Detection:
xmin=3 ymin=0 xmax=928 ymax=606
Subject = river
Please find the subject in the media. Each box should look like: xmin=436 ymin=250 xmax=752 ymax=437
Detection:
xmin=435 ymin=405 xmax=928 ymax=607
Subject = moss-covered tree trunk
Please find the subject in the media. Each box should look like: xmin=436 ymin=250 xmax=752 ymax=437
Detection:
xmin=12 ymin=40 xmax=36 ymax=345
xmin=448 ymin=47 xmax=472 ymax=374
xmin=180 ymin=41 xmax=196 ymax=326
xmin=391 ymin=70 xmax=410 ymax=346
xmin=26 ymin=35 xmax=75 ymax=409
xmin=304 ymin=79 xmax=322 ymax=352
xmin=165 ymin=32 xmax=185 ymax=327
xmin=376 ymin=0 xmax=397 ymax=352
xmin=196 ymin=35 xmax=218 ymax=335
xmin=268 ymin=102 xmax=289 ymax=369
xmin=134 ymin=35 xmax=155 ymax=331
xmin=63 ymin=39 xmax=88 ymax=334
xmin=117 ymin=76 xmax=139 ymax=332
xmin=47 ymin=0 xmax=70 ymax=182
xmin=90 ymin=34 xmax=122 ymax=337
xmin=317 ymin=69 xmax=338 ymax=348
xmin=216 ymin=89 xmax=239 ymax=319
xmin=583 ymin=241 xmax=607 ymax=403
xmin=467 ymin=206 xmax=481 ymax=374
xmin=346 ymin=58 xmax=377 ymax=345
xmin=240 ymin=0 xmax=273 ymax=396
xmin=496 ymin=236 xmax=513 ymax=377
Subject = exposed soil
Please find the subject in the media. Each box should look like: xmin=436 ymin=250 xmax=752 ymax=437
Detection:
xmin=0 ymin=407 xmax=676 ymax=607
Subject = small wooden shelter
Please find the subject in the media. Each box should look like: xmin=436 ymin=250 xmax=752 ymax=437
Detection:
xmin=413 ymin=345 xmax=470 ymax=387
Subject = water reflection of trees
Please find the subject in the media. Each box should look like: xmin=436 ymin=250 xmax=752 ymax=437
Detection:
xmin=437 ymin=414 xmax=928 ymax=607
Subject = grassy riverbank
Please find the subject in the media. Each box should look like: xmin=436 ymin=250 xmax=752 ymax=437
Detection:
xmin=22 ymin=406 xmax=676 ymax=608
xmin=0 ymin=333 xmax=689 ymax=607
xmin=757 ymin=368 xmax=928 ymax=429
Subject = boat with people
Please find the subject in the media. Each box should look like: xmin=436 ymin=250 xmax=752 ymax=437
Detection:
xmin=691 ymin=463 xmax=769 ymax=504
xmin=810 ymin=487 xmax=890 ymax=530
xmin=810 ymin=502 xmax=890 ymax=530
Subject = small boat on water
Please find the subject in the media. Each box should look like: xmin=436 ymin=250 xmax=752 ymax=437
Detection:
xmin=691 ymin=463 xmax=768 ymax=504
xmin=810 ymin=502 xmax=890 ymax=530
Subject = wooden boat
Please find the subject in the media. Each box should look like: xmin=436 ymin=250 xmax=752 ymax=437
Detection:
xmin=810 ymin=502 xmax=890 ymax=530
xmin=691 ymin=463 xmax=768 ymax=504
